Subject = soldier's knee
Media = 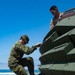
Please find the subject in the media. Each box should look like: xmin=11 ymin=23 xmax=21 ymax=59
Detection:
xmin=27 ymin=57 xmax=33 ymax=61
xmin=29 ymin=57 xmax=33 ymax=61
xmin=27 ymin=57 xmax=34 ymax=66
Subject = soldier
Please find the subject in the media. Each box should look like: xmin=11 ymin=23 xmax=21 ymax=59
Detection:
xmin=50 ymin=5 xmax=63 ymax=30
xmin=8 ymin=35 xmax=41 ymax=75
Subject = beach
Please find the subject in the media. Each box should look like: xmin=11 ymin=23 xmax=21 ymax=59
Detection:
xmin=0 ymin=69 xmax=40 ymax=75
xmin=0 ymin=72 xmax=15 ymax=75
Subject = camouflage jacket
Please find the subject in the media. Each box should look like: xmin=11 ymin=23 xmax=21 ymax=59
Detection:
xmin=8 ymin=41 xmax=37 ymax=63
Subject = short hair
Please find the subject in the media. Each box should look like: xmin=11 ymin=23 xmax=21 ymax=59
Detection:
xmin=50 ymin=5 xmax=58 ymax=11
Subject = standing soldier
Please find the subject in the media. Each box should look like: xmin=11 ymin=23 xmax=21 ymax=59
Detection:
xmin=8 ymin=35 xmax=41 ymax=75
xmin=50 ymin=5 xmax=63 ymax=30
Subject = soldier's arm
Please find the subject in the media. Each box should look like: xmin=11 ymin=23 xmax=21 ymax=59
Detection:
xmin=22 ymin=43 xmax=41 ymax=55
xmin=25 ymin=46 xmax=37 ymax=54
xmin=50 ymin=19 xmax=54 ymax=30
xmin=15 ymin=42 xmax=41 ymax=55
xmin=27 ymin=43 xmax=41 ymax=54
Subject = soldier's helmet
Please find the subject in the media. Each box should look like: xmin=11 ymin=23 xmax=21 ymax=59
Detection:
xmin=21 ymin=35 xmax=29 ymax=43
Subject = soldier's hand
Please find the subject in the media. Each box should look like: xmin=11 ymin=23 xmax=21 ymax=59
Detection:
xmin=35 ymin=43 xmax=41 ymax=47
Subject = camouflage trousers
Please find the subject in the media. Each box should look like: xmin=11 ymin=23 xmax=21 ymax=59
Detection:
xmin=8 ymin=57 xmax=35 ymax=75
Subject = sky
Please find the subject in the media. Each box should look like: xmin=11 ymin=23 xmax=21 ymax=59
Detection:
xmin=0 ymin=0 xmax=75 ymax=69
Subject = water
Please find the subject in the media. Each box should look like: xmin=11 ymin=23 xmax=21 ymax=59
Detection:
xmin=0 ymin=69 xmax=12 ymax=73
xmin=0 ymin=69 xmax=40 ymax=75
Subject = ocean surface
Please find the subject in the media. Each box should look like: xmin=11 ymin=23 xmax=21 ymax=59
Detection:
xmin=0 ymin=69 xmax=40 ymax=75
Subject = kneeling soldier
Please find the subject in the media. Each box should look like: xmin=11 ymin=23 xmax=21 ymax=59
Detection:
xmin=8 ymin=35 xmax=41 ymax=75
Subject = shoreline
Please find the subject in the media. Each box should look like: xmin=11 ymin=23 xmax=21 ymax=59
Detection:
xmin=0 ymin=72 xmax=39 ymax=75
xmin=0 ymin=72 xmax=15 ymax=75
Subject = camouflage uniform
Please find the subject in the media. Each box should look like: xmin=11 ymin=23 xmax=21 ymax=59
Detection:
xmin=8 ymin=41 xmax=37 ymax=75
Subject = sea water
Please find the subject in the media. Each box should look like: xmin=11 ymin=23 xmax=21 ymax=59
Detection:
xmin=0 ymin=69 xmax=40 ymax=75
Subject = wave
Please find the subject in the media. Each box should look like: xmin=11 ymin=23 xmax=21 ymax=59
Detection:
xmin=0 ymin=72 xmax=39 ymax=75
xmin=0 ymin=72 xmax=15 ymax=75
